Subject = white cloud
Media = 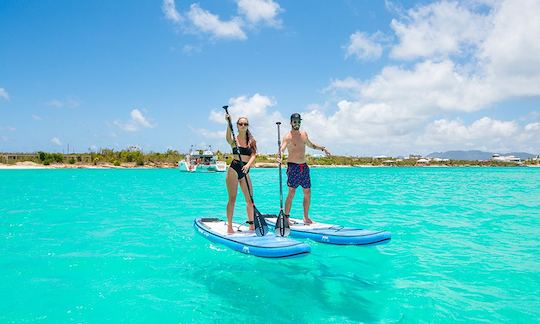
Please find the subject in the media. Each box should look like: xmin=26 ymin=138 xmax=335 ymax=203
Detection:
xmin=51 ymin=137 xmax=62 ymax=146
xmin=295 ymin=106 xmax=537 ymax=155
xmin=390 ymin=1 xmax=490 ymax=60
xmin=162 ymin=0 xmax=182 ymax=23
xmin=362 ymin=60 xmax=496 ymax=112
xmin=345 ymin=31 xmax=384 ymax=61
xmin=187 ymin=4 xmax=246 ymax=40
xmin=423 ymin=117 xmax=517 ymax=142
xmin=326 ymin=77 xmax=363 ymax=91
xmin=209 ymin=93 xmax=276 ymax=123
xmin=205 ymin=93 xmax=539 ymax=156
xmin=525 ymin=122 xmax=540 ymax=132
xmin=415 ymin=117 xmax=540 ymax=153
xmin=289 ymin=100 xmax=422 ymax=155
xmin=324 ymin=77 xmax=364 ymax=101
xmin=329 ymin=59 xmax=495 ymax=116
xmin=237 ymin=0 xmax=282 ymax=26
xmin=0 ymin=87 xmax=9 ymax=100
xmin=114 ymin=109 xmax=156 ymax=132
xmin=315 ymin=0 xmax=540 ymax=155
xmin=162 ymin=0 xmax=283 ymax=41
xmin=207 ymin=93 xmax=284 ymax=152
xmin=32 ymin=114 xmax=43 ymax=121
xmin=47 ymin=98 xmax=80 ymax=109
xmin=478 ymin=0 xmax=540 ymax=98
xmin=130 ymin=109 xmax=153 ymax=128
xmin=361 ymin=0 xmax=540 ymax=112
xmin=385 ymin=0 xmax=540 ymax=100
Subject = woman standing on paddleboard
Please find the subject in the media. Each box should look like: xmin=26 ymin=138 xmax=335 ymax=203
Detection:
xmin=225 ymin=114 xmax=258 ymax=234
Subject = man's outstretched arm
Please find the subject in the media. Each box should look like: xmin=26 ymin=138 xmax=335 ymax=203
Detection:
xmin=305 ymin=132 xmax=331 ymax=156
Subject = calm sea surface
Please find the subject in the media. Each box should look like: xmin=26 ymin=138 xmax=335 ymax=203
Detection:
xmin=1 ymin=167 xmax=539 ymax=323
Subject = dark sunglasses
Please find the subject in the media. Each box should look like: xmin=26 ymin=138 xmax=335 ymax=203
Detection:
xmin=237 ymin=122 xmax=249 ymax=126
xmin=292 ymin=120 xmax=301 ymax=124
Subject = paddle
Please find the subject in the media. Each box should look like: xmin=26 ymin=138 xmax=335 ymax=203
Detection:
xmin=274 ymin=122 xmax=290 ymax=237
xmin=222 ymin=105 xmax=268 ymax=236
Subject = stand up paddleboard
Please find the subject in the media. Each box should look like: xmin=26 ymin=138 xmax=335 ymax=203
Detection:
xmin=264 ymin=216 xmax=391 ymax=245
xmin=194 ymin=218 xmax=310 ymax=258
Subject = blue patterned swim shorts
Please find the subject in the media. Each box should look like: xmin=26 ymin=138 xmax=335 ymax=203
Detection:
xmin=287 ymin=162 xmax=311 ymax=189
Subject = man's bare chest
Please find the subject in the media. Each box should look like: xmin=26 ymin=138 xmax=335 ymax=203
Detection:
xmin=289 ymin=134 xmax=305 ymax=148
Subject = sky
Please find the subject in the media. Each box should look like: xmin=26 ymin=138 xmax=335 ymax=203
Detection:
xmin=1 ymin=0 xmax=539 ymax=156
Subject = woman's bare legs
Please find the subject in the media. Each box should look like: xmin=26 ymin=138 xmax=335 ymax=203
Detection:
xmin=225 ymin=168 xmax=239 ymax=234
xmin=239 ymin=174 xmax=255 ymax=230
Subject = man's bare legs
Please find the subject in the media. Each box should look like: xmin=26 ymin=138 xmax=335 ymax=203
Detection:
xmin=284 ymin=186 xmax=313 ymax=225
xmin=302 ymin=188 xmax=313 ymax=224
xmin=284 ymin=187 xmax=295 ymax=225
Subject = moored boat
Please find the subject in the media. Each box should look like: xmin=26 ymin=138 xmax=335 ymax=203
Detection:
xmin=178 ymin=146 xmax=227 ymax=172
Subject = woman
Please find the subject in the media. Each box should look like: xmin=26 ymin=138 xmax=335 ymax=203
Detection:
xmin=225 ymin=114 xmax=257 ymax=234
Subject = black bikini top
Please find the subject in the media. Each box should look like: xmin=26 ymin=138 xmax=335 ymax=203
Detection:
xmin=232 ymin=146 xmax=252 ymax=156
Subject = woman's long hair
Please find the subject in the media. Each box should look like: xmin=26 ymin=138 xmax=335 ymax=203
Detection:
xmin=237 ymin=117 xmax=257 ymax=153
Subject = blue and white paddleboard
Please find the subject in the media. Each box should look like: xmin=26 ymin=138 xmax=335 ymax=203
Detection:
xmin=265 ymin=216 xmax=391 ymax=245
xmin=194 ymin=218 xmax=311 ymax=258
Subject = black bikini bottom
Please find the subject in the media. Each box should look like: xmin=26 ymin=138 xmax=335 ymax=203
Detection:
xmin=230 ymin=159 xmax=247 ymax=179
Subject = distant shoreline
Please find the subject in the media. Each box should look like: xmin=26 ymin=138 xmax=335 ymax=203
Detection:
xmin=0 ymin=161 xmax=176 ymax=169
xmin=1 ymin=162 xmax=538 ymax=169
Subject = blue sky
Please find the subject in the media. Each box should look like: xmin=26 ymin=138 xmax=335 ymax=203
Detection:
xmin=1 ymin=0 xmax=539 ymax=156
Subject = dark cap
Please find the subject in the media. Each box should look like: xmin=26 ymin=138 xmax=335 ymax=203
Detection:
xmin=290 ymin=113 xmax=302 ymax=121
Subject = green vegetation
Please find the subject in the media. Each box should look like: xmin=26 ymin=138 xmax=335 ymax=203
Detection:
xmin=37 ymin=151 xmax=64 ymax=165
xmin=31 ymin=149 xmax=183 ymax=167
xmin=86 ymin=149 xmax=183 ymax=166
xmin=1 ymin=149 xmax=537 ymax=167
xmin=254 ymin=154 xmax=537 ymax=167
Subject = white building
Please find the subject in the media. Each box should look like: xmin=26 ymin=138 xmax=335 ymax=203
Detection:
xmin=432 ymin=157 xmax=450 ymax=162
xmin=416 ymin=158 xmax=430 ymax=166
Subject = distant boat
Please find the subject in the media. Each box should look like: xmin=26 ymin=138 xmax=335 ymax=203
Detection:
xmin=178 ymin=146 xmax=227 ymax=172
xmin=492 ymin=153 xmax=522 ymax=163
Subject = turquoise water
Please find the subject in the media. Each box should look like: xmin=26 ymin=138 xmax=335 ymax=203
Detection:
xmin=1 ymin=167 xmax=539 ymax=323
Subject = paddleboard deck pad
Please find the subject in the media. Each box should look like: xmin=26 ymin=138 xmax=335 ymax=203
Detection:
xmin=264 ymin=216 xmax=391 ymax=245
xmin=194 ymin=218 xmax=310 ymax=258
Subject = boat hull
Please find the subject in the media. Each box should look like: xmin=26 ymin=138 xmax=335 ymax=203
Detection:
xmin=178 ymin=161 xmax=227 ymax=172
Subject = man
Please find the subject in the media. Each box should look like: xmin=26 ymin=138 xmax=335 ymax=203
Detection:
xmin=279 ymin=113 xmax=331 ymax=224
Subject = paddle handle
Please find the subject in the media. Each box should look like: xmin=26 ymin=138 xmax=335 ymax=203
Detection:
xmin=276 ymin=122 xmax=283 ymax=210
xmin=223 ymin=105 xmax=255 ymax=204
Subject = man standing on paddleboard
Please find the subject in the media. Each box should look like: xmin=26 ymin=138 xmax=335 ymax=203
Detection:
xmin=278 ymin=113 xmax=331 ymax=225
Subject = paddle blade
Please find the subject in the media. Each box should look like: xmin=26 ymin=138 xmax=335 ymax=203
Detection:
xmin=275 ymin=210 xmax=291 ymax=237
xmin=253 ymin=207 xmax=268 ymax=237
